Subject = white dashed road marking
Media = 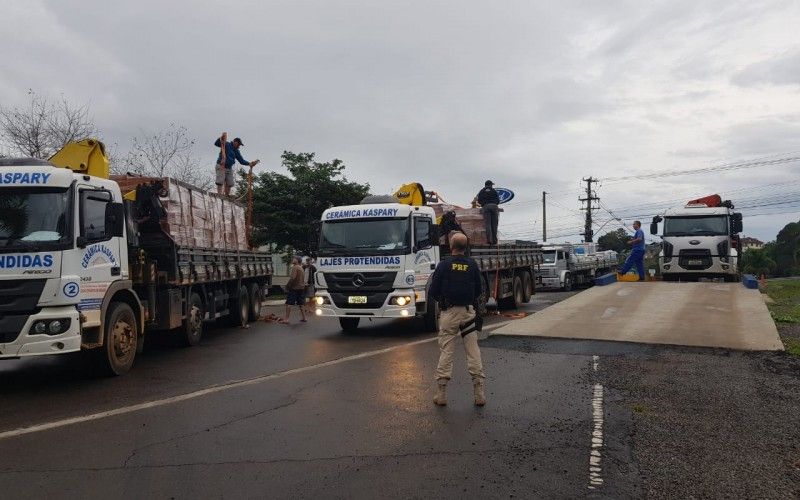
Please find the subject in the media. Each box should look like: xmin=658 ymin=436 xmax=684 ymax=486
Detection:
xmin=589 ymin=354 xmax=604 ymax=490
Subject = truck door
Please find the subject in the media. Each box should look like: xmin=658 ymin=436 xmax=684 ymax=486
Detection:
xmin=411 ymin=215 xmax=437 ymax=300
xmin=61 ymin=187 xmax=123 ymax=329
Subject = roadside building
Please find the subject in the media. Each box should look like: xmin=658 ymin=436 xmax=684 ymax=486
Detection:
xmin=741 ymin=237 xmax=765 ymax=251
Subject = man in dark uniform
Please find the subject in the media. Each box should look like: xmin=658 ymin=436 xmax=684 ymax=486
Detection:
xmin=428 ymin=232 xmax=486 ymax=406
xmin=476 ymin=180 xmax=500 ymax=245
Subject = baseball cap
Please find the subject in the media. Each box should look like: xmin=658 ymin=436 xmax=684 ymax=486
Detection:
xmin=485 ymin=180 xmax=494 ymax=186
xmin=233 ymin=137 xmax=244 ymax=146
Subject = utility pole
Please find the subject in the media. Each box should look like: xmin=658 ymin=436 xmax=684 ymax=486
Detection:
xmin=579 ymin=177 xmax=600 ymax=242
xmin=542 ymin=191 xmax=547 ymax=242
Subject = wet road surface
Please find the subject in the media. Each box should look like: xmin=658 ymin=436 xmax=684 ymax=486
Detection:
xmin=1 ymin=290 xmax=797 ymax=498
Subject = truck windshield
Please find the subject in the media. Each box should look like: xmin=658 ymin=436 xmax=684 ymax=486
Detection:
xmin=542 ymin=251 xmax=557 ymax=263
xmin=0 ymin=187 xmax=71 ymax=252
xmin=663 ymin=216 xmax=728 ymax=237
xmin=319 ymin=218 xmax=410 ymax=256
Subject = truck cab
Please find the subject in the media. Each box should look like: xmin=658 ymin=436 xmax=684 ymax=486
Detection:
xmin=540 ymin=246 xmax=572 ymax=290
xmin=0 ymin=158 xmax=138 ymax=367
xmin=313 ymin=202 xmax=439 ymax=332
xmin=651 ymin=198 xmax=742 ymax=281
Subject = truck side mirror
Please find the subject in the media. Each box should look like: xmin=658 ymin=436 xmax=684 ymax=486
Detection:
xmin=731 ymin=213 xmax=743 ymax=233
xmin=105 ymin=202 xmax=125 ymax=238
xmin=650 ymin=216 xmax=662 ymax=235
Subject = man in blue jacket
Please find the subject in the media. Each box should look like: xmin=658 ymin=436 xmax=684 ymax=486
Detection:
xmin=618 ymin=220 xmax=646 ymax=281
xmin=214 ymin=132 xmax=259 ymax=196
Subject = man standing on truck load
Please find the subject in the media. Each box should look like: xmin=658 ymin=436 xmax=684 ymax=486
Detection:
xmin=618 ymin=221 xmax=646 ymax=281
xmin=281 ymin=256 xmax=307 ymax=324
xmin=476 ymin=180 xmax=500 ymax=245
xmin=428 ymin=232 xmax=486 ymax=407
xmin=214 ymin=132 xmax=259 ymax=196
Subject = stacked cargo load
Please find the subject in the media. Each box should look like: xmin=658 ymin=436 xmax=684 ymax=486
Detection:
xmin=430 ymin=203 xmax=489 ymax=245
xmin=111 ymin=175 xmax=249 ymax=251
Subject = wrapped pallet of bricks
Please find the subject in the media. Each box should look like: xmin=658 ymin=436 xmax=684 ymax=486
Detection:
xmin=453 ymin=207 xmax=489 ymax=245
xmin=208 ymin=195 xmax=226 ymax=249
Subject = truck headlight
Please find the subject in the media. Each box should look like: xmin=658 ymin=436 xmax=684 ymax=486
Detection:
xmin=315 ymin=296 xmax=330 ymax=305
xmin=391 ymin=296 xmax=412 ymax=306
xmin=30 ymin=319 xmax=71 ymax=335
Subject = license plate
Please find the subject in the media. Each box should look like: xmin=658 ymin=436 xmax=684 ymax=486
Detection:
xmin=348 ymin=296 xmax=367 ymax=304
xmin=687 ymin=259 xmax=703 ymax=265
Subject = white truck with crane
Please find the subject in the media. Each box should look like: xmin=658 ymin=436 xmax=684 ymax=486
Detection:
xmin=0 ymin=140 xmax=272 ymax=375
xmin=539 ymin=243 xmax=618 ymax=291
xmin=312 ymin=185 xmax=543 ymax=332
xmin=650 ymin=194 xmax=743 ymax=281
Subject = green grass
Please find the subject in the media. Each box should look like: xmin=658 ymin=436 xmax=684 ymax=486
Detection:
xmin=765 ymin=279 xmax=800 ymax=357
xmin=785 ymin=338 xmax=800 ymax=357
xmin=765 ymin=279 xmax=800 ymax=324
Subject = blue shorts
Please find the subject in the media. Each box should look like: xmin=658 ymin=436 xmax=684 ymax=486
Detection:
xmin=285 ymin=289 xmax=305 ymax=306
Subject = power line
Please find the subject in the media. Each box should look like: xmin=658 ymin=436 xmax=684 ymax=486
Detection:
xmin=601 ymin=153 xmax=800 ymax=183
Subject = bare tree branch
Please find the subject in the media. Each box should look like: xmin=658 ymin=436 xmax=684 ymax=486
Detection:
xmin=122 ymin=124 xmax=212 ymax=189
xmin=0 ymin=90 xmax=97 ymax=159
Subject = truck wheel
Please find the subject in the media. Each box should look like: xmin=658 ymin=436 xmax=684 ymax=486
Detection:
xmin=522 ymin=272 xmax=533 ymax=303
xmin=423 ymin=301 xmax=440 ymax=332
xmin=183 ymin=292 xmax=204 ymax=347
xmin=248 ymin=283 xmax=263 ymax=321
xmin=94 ymin=302 xmax=138 ymax=376
xmin=562 ymin=274 xmax=573 ymax=292
xmin=228 ymin=285 xmax=250 ymax=327
xmin=339 ymin=317 xmax=360 ymax=333
xmin=513 ymin=275 xmax=524 ymax=307
xmin=498 ymin=276 xmax=522 ymax=310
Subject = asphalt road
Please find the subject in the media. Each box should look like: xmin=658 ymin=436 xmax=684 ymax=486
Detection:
xmin=1 ymin=289 xmax=798 ymax=499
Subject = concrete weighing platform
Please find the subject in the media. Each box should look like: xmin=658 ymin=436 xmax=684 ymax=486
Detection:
xmin=493 ymin=282 xmax=784 ymax=351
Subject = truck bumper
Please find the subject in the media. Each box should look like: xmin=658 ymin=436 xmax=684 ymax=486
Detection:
xmin=661 ymin=258 xmax=736 ymax=277
xmin=0 ymin=306 xmax=81 ymax=358
xmin=313 ymin=290 xmax=417 ymax=319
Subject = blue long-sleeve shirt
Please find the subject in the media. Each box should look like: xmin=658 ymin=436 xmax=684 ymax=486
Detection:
xmin=632 ymin=228 xmax=645 ymax=251
xmin=214 ymin=138 xmax=249 ymax=168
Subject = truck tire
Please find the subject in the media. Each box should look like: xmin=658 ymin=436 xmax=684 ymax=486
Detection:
xmin=339 ymin=317 xmax=360 ymax=333
xmin=522 ymin=271 xmax=533 ymax=303
xmin=561 ymin=274 xmax=573 ymax=292
xmin=183 ymin=292 xmax=204 ymax=347
xmin=94 ymin=302 xmax=138 ymax=376
xmin=423 ymin=300 xmax=440 ymax=332
xmin=248 ymin=283 xmax=263 ymax=321
xmin=228 ymin=284 xmax=250 ymax=327
xmin=498 ymin=276 xmax=522 ymax=310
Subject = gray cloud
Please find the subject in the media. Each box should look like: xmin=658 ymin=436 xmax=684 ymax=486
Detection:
xmin=2 ymin=0 xmax=799 ymax=243
xmin=732 ymin=49 xmax=800 ymax=87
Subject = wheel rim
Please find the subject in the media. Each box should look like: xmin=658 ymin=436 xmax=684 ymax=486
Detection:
xmin=189 ymin=303 xmax=202 ymax=338
xmin=112 ymin=313 xmax=136 ymax=364
xmin=253 ymin=289 xmax=262 ymax=316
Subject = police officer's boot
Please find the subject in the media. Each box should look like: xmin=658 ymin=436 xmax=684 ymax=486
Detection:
xmin=433 ymin=380 xmax=448 ymax=406
xmin=473 ymin=379 xmax=486 ymax=406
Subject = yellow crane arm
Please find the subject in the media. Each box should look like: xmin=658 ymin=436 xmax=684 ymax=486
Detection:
xmin=49 ymin=138 xmax=109 ymax=179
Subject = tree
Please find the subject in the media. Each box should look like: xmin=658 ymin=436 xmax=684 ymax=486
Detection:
xmin=740 ymin=248 xmax=776 ymax=277
xmin=117 ymin=124 xmax=212 ymax=190
xmin=0 ymin=91 xmax=98 ymax=159
xmin=597 ymin=228 xmax=631 ymax=253
xmin=771 ymin=221 xmax=800 ymax=276
xmin=242 ymin=151 xmax=370 ymax=253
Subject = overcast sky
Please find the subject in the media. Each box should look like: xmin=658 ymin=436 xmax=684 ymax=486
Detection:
xmin=2 ymin=0 xmax=799 ymax=243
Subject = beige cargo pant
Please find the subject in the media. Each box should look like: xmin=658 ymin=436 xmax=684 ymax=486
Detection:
xmin=435 ymin=305 xmax=485 ymax=382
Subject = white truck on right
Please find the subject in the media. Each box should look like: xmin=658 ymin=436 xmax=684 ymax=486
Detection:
xmin=650 ymin=194 xmax=743 ymax=282
xmin=539 ymin=243 xmax=617 ymax=291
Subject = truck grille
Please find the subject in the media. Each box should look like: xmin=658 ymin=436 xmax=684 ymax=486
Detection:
xmin=0 ymin=279 xmax=45 ymax=343
xmin=324 ymin=272 xmax=397 ymax=293
xmin=329 ymin=292 xmax=390 ymax=309
xmin=678 ymin=250 xmax=713 ymax=270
